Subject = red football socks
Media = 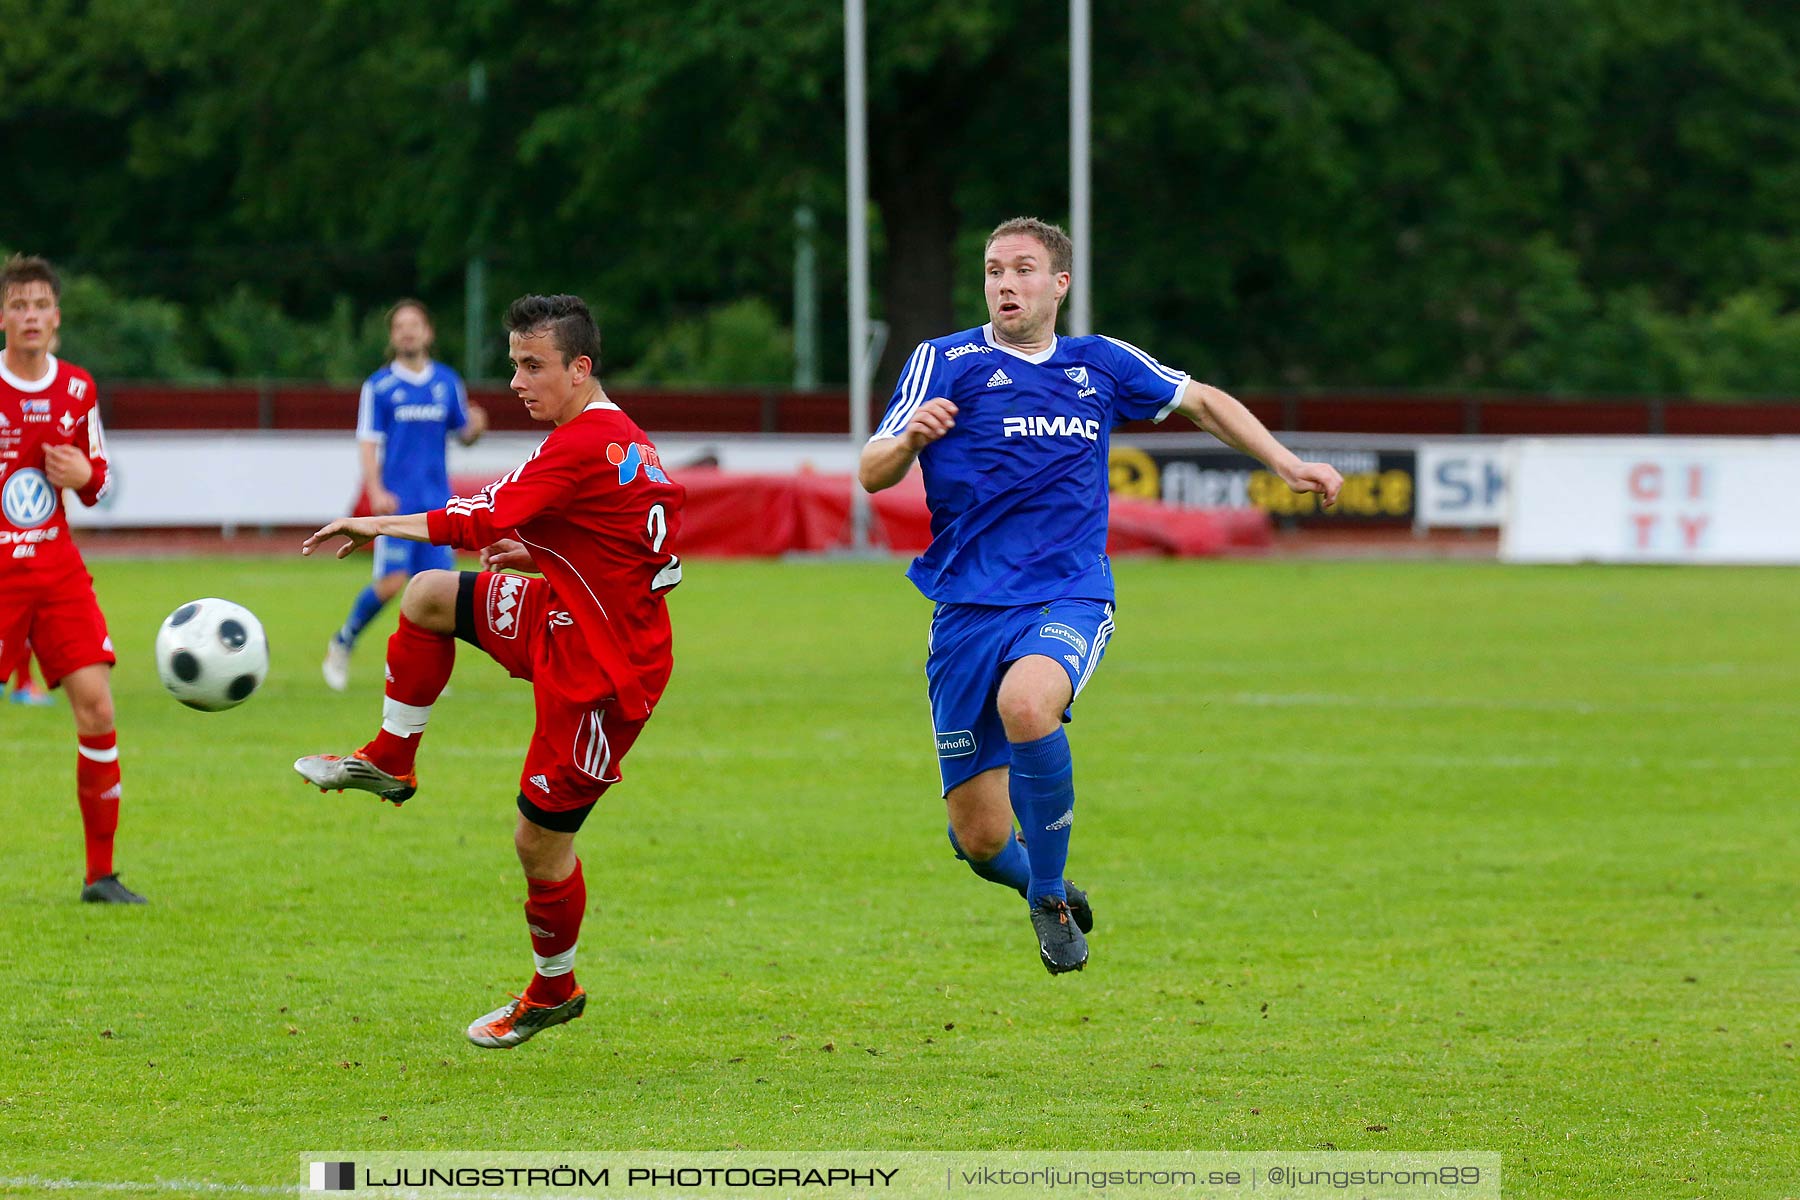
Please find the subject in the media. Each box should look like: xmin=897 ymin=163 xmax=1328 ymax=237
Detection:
xmin=360 ymin=615 xmax=454 ymax=776
xmin=522 ymin=860 xmax=586 ymax=1006
xmin=76 ymin=731 xmax=121 ymax=884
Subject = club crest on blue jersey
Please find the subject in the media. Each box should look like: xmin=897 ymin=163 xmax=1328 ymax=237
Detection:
xmin=607 ymin=441 xmax=668 ymax=485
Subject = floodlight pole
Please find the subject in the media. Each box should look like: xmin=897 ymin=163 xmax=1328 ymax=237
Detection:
xmin=1069 ymin=0 xmax=1092 ymax=336
xmin=794 ymin=206 xmax=819 ymax=390
xmin=845 ymin=0 xmax=874 ymax=549
xmin=465 ymin=61 xmax=489 ymax=380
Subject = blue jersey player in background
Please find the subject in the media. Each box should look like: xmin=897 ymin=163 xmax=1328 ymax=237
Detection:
xmin=859 ymin=217 xmax=1343 ymax=974
xmin=322 ymin=300 xmax=487 ymax=690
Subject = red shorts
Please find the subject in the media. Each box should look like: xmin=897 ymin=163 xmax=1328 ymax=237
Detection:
xmin=457 ymin=570 xmax=649 ymax=830
xmin=0 ymin=571 xmax=116 ymax=688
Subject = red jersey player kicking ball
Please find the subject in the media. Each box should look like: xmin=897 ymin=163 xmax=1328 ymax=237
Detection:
xmin=0 ymin=255 xmax=142 ymax=904
xmin=296 ymin=294 xmax=684 ymax=1049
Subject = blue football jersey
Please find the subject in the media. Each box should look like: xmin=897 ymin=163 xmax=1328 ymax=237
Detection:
xmin=356 ymin=360 xmax=470 ymax=512
xmin=872 ymin=323 xmax=1189 ymax=605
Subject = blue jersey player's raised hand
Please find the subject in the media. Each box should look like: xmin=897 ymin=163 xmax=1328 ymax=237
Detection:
xmin=859 ymin=217 xmax=1342 ymax=974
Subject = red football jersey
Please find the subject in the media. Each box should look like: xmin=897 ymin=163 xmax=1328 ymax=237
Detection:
xmin=427 ymin=398 xmax=684 ymax=717
xmin=0 ymin=354 xmax=109 ymax=585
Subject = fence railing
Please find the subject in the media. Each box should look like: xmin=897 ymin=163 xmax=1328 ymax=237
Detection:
xmin=99 ymin=383 xmax=1800 ymax=437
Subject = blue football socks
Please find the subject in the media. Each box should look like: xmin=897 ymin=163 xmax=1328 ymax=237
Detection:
xmin=1008 ymin=728 xmax=1074 ymax=904
xmin=338 ymin=584 xmax=388 ymax=648
xmin=947 ymin=822 xmax=1030 ymax=894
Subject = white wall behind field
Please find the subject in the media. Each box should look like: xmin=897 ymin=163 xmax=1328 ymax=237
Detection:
xmin=62 ymin=433 xmax=866 ymax=529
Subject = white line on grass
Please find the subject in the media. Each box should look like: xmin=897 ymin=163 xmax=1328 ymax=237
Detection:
xmin=0 ymin=1179 xmax=298 ymax=1196
xmin=0 ymin=1178 xmax=585 ymax=1200
xmin=1219 ymin=690 xmax=1800 ymax=717
xmin=1136 ymin=750 xmax=1795 ymax=771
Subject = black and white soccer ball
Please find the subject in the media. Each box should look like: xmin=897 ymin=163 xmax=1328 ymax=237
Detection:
xmin=154 ymin=597 xmax=270 ymax=711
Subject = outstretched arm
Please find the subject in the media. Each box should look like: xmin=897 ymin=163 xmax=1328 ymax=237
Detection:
xmin=1174 ymin=382 xmax=1343 ymax=507
xmin=859 ymin=397 xmax=958 ymax=492
xmin=301 ymin=512 xmax=431 ymax=559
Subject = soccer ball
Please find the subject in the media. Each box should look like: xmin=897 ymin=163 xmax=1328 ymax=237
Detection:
xmin=154 ymin=598 xmax=270 ymax=711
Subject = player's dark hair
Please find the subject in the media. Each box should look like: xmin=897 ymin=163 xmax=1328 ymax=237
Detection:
xmin=986 ymin=217 xmax=1073 ymax=276
xmin=386 ymin=298 xmax=435 ymax=356
xmin=505 ymin=294 xmax=601 ymax=371
xmin=0 ymin=254 xmax=61 ymax=303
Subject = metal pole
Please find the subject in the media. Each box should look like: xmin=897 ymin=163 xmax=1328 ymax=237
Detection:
xmin=1069 ymin=0 xmax=1092 ymax=336
xmin=845 ymin=0 xmax=873 ymax=549
xmin=794 ymin=206 xmax=819 ymax=390
xmin=465 ymin=61 xmax=489 ymax=380
xmin=464 ymin=257 xmax=487 ymax=381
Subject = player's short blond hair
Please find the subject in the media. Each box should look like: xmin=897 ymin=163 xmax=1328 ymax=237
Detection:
xmin=986 ymin=217 xmax=1073 ymax=276
xmin=0 ymin=254 xmax=60 ymax=304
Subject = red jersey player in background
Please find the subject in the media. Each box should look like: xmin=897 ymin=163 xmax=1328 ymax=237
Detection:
xmin=295 ymin=294 xmax=684 ymax=1049
xmin=0 ymin=254 xmax=141 ymax=903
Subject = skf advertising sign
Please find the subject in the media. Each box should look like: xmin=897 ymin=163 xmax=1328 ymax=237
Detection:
xmin=1111 ymin=441 xmax=1416 ymax=523
xmin=1416 ymin=442 xmax=1509 ymax=529
xmin=1501 ymin=438 xmax=1800 ymax=564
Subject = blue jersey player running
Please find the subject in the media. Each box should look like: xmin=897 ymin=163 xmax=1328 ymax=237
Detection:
xmin=859 ymin=217 xmax=1343 ymax=974
xmin=322 ymin=300 xmax=487 ymax=690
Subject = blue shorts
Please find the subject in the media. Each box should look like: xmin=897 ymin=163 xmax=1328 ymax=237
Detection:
xmin=925 ymin=599 xmax=1115 ymax=795
xmin=372 ymin=536 xmax=455 ymax=581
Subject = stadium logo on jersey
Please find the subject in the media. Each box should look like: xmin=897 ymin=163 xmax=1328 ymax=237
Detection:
xmin=1039 ymin=623 xmax=1089 ymax=655
xmin=1002 ymin=415 xmax=1100 ymax=441
xmin=2 ymin=467 xmax=56 ymax=528
xmin=936 ymin=729 xmax=977 ymax=758
xmin=487 ymin=573 xmax=526 ymax=639
xmin=985 ymin=369 xmax=1013 ymax=388
xmin=944 ymin=342 xmax=991 ymax=361
xmin=607 ymin=441 xmax=669 ymax=485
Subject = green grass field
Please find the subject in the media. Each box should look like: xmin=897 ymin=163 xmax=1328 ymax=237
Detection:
xmin=2 ymin=555 xmax=1795 ymax=1199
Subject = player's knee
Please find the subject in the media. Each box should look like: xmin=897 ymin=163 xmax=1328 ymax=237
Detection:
xmin=948 ymin=819 xmax=1011 ymax=862
xmin=399 ymin=570 xmax=458 ymax=631
xmin=514 ymin=820 xmax=575 ymax=880
xmin=70 ymin=691 xmax=113 ymax=733
xmin=995 ymin=684 xmax=1060 ymax=740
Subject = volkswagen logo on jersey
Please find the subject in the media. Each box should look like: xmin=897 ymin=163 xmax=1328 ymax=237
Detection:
xmin=2 ymin=467 xmax=56 ymax=528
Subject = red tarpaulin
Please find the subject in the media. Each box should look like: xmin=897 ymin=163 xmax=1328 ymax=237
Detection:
xmin=440 ymin=469 xmax=1269 ymax=557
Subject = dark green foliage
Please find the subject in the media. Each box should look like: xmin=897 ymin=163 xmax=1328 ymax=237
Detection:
xmin=5 ymin=1 xmax=1800 ymax=396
